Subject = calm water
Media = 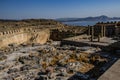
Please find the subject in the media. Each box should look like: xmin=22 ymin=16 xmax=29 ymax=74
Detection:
xmin=62 ymin=20 xmax=120 ymax=26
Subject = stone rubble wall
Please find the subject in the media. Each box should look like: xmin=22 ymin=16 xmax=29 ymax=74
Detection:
xmin=0 ymin=28 xmax=50 ymax=48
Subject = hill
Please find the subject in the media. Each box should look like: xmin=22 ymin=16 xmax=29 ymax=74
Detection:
xmin=56 ymin=15 xmax=120 ymax=22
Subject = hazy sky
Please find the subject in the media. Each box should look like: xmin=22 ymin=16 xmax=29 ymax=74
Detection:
xmin=0 ymin=0 xmax=120 ymax=19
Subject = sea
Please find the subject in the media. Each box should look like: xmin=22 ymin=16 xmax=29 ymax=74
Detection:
xmin=62 ymin=20 xmax=120 ymax=26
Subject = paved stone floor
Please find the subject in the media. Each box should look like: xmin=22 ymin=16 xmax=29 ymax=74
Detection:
xmin=98 ymin=59 xmax=120 ymax=80
xmin=66 ymin=37 xmax=118 ymax=46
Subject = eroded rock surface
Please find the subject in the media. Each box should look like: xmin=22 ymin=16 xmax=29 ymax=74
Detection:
xmin=0 ymin=43 xmax=114 ymax=80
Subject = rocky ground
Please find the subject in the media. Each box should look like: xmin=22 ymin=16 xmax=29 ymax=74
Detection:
xmin=0 ymin=41 xmax=116 ymax=80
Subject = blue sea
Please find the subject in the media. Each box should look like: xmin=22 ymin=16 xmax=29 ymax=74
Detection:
xmin=62 ymin=20 xmax=120 ymax=26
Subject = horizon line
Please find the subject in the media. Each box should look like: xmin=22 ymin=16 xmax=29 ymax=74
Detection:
xmin=0 ymin=15 xmax=120 ymax=20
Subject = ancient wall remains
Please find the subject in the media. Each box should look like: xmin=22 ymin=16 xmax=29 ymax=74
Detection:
xmin=0 ymin=27 xmax=50 ymax=48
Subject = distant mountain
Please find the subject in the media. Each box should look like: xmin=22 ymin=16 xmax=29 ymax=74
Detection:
xmin=56 ymin=15 xmax=120 ymax=22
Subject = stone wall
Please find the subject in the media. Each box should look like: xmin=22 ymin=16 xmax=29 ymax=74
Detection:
xmin=0 ymin=28 xmax=50 ymax=48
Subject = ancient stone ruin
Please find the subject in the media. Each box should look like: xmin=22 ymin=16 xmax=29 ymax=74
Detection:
xmin=0 ymin=27 xmax=50 ymax=48
xmin=0 ymin=19 xmax=119 ymax=80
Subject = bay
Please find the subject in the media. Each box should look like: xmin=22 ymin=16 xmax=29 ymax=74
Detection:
xmin=62 ymin=20 xmax=120 ymax=26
